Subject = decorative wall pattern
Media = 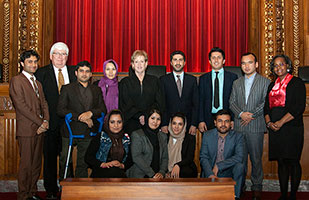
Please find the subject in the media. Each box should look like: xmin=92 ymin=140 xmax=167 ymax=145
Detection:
xmin=292 ymin=0 xmax=300 ymax=75
xmin=2 ymin=0 xmax=10 ymax=83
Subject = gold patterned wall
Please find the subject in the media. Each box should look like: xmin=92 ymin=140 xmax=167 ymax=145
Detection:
xmin=1 ymin=0 xmax=53 ymax=83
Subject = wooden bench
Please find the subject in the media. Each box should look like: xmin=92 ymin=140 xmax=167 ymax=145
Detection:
xmin=60 ymin=178 xmax=235 ymax=199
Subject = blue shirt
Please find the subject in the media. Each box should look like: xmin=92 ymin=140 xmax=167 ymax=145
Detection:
xmin=211 ymin=68 xmax=224 ymax=113
xmin=244 ymin=72 xmax=256 ymax=104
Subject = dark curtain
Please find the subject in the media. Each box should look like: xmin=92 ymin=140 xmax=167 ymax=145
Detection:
xmin=55 ymin=0 xmax=248 ymax=72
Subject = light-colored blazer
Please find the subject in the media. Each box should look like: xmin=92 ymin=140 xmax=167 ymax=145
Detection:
xmin=9 ymin=73 xmax=49 ymax=137
xmin=229 ymin=73 xmax=270 ymax=133
xmin=126 ymin=129 xmax=168 ymax=178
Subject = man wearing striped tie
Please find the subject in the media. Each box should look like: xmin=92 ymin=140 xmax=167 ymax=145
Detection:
xmin=10 ymin=50 xmax=49 ymax=200
xmin=229 ymin=52 xmax=270 ymax=200
xmin=35 ymin=42 xmax=76 ymax=199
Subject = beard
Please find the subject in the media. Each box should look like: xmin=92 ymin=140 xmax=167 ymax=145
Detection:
xmin=173 ymin=65 xmax=184 ymax=72
xmin=217 ymin=126 xmax=230 ymax=134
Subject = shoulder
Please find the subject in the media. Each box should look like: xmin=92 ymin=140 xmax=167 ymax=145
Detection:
xmin=224 ymin=70 xmax=238 ymax=79
xmin=291 ymin=76 xmax=305 ymax=85
xmin=229 ymin=130 xmax=243 ymax=140
xmin=158 ymin=131 xmax=168 ymax=140
xmin=36 ymin=65 xmax=51 ymax=73
xmin=256 ymin=74 xmax=270 ymax=83
xmin=145 ymin=74 xmax=159 ymax=82
xmin=184 ymin=73 xmax=197 ymax=81
xmin=204 ymin=129 xmax=217 ymax=139
xmin=233 ymin=76 xmax=244 ymax=85
xmin=200 ymin=72 xmax=211 ymax=80
xmin=184 ymin=133 xmax=196 ymax=142
xmin=160 ymin=73 xmax=171 ymax=82
xmin=131 ymin=129 xmax=145 ymax=138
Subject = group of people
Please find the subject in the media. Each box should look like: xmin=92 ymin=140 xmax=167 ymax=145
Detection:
xmin=9 ymin=42 xmax=306 ymax=200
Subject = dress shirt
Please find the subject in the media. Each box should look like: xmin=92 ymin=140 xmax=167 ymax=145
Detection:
xmin=244 ymin=72 xmax=256 ymax=104
xmin=53 ymin=65 xmax=70 ymax=86
xmin=173 ymin=71 xmax=184 ymax=88
xmin=211 ymin=68 xmax=224 ymax=113
xmin=216 ymin=133 xmax=226 ymax=163
xmin=22 ymin=70 xmax=38 ymax=90
xmin=78 ymin=83 xmax=93 ymax=111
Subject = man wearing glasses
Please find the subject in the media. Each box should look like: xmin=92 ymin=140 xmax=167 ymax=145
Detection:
xmin=35 ymin=42 xmax=76 ymax=199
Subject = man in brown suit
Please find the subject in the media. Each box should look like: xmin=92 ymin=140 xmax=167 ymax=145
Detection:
xmin=9 ymin=50 xmax=49 ymax=200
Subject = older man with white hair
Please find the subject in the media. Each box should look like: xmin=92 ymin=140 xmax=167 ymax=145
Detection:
xmin=35 ymin=42 xmax=76 ymax=199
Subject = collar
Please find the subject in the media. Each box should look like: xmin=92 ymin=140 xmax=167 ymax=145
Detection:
xmin=22 ymin=70 xmax=35 ymax=80
xmin=211 ymin=68 xmax=224 ymax=76
xmin=245 ymin=72 xmax=257 ymax=80
xmin=53 ymin=65 xmax=67 ymax=72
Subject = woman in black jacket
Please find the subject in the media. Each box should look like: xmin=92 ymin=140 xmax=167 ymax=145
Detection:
xmin=119 ymin=50 xmax=164 ymax=134
xmin=166 ymin=112 xmax=197 ymax=178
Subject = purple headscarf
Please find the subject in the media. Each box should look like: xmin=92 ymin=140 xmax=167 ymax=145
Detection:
xmin=98 ymin=59 xmax=119 ymax=112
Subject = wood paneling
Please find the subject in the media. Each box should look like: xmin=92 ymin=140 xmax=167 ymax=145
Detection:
xmin=60 ymin=178 xmax=235 ymax=200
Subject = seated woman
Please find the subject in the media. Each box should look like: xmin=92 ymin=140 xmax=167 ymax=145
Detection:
xmin=93 ymin=59 xmax=119 ymax=113
xmin=85 ymin=110 xmax=131 ymax=178
xmin=166 ymin=113 xmax=197 ymax=178
xmin=127 ymin=109 xmax=168 ymax=178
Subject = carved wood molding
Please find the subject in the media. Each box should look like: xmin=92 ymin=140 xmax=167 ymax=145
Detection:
xmin=292 ymin=0 xmax=300 ymax=75
xmin=2 ymin=0 xmax=10 ymax=83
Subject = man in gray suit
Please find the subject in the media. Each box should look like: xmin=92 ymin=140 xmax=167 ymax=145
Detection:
xmin=229 ymin=52 xmax=270 ymax=200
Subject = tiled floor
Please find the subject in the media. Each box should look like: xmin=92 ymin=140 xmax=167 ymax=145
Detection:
xmin=1 ymin=179 xmax=309 ymax=193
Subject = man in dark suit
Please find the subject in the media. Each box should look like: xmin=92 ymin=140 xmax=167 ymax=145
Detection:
xmin=199 ymin=47 xmax=238 ymax=132
xmin=229 ymin=53 xmax=270 ymax=199
xmin=35 ymin=42 xmax=76 ymax=199
xmin=57 ymin=61 xmax=106 ymax=180
xmin=10 ymin=50 xmax=49 ymax=200
xmin=200 ymin=109 xmax=244 ymax=200
xmin=160 ymin=50 xmax=199 ymax=135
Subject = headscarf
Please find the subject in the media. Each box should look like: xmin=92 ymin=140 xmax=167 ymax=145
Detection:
xmin=103 ymin=110 xmax=124 ymax=162
xmin=269 ymin=73 xmax=293 ymax=109
xmin=142 ymin=109 xmax=161 ymax=174
xmin=167 ymin=116 xmax=187 ymax=172
xmin=98 ymin=59 xmax=119 ymax=112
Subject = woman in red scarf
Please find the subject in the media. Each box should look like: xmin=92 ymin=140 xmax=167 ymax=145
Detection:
xmin=264 ymin=55 xmax=306 ymax=200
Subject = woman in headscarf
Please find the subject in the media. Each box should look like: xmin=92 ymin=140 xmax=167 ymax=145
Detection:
xmin=264 ymin=54 xmax=306 ymax=199
xmin=126 ymin=109 xmax=168 ymax=178
xmin=94 ymin=59 xmax=119 ymax=112
xmin=166 ymin=113 xmax=197 ymax=178
xmin=85 ymin=109 xmax=131 ymax=178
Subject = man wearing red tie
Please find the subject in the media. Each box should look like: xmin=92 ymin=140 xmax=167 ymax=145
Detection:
xmin=10 ymin=50 xmax=49 ymax=200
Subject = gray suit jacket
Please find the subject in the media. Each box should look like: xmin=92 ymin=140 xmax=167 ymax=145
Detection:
xmin=126 ymin=129 xmax=168 ymax=178
xmin=229 ymin=73 xmax=270 ymax=133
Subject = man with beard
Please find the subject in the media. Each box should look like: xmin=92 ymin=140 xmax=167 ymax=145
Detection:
xmin=160 ymin=50 xmax=199 ymax=135
xmin=57 ymin=61 xmax=106 ymax=180
xmin=199 ymin=47 xmax=238 ymax=132
xmin=200 ymin=109 xmax=244 ymax=200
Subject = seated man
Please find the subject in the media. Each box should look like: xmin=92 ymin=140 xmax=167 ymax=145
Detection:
xmin=200 ymin=109 xmax=244 ymax=200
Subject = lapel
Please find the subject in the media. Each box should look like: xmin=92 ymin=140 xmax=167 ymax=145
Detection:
xmin=20 ymin=73 xmax=40 ymax=101
xmin=68 ymin=66 xmax=76 ymax=82
xmin=246 ymin=73 xmax=260 ymax=104
xmin=239 ymin=76 xmax=246 ymax=104
xmin=223 ymin=70 xmax=228 ymax=96
xmin=208 ymin=72 xmax=213 ymax=98
xmin=72 ymin=82 xmax=86 ymax=110
xmin=223 ymin=131 xmax=233 ymax=159
xmin=157 ymin=132 xmax=164 ymax=158
xmin=47 ymin=64 xmax=60 ymax=94
xmin=168 ymin=73 xmax=181 ymax=99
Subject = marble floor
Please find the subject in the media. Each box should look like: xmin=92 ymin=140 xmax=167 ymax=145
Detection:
xmin=1 ymin=179 xmax=309 ymax=193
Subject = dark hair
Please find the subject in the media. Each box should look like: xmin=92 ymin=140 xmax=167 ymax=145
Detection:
xmin=214 ymin=109 xmax=231 ymax=120
xmin=170 ymin=50 xmax=186 ymax=62
xmin=76 ymin=60 xmax=92 ymax=71
xmin=241 ymin=52 xmax=257 ymax=63
xmin=104 ymin=109 xmax=124 ymax=131
xmin=270 ymin=54 xmax=293 ymax=75
xmin=170 ymin=112 xmax=186 ymax=124
xmin=147 ymin=108 xmax=162 ymax=120
xmin=208 ymin=47 xmax=225 ymax=60
xmin=20 ymin=50 xmax=40 ymax=63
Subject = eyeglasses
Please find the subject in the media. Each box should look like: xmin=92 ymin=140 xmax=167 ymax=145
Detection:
xmin=53 ymin=52 xmax=67 ymax=57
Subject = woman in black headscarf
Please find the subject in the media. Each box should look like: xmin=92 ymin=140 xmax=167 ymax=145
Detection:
xmin=85 ymin=109 xmax=131 ymax=178
xmin=126 ymin=109 xmax=168 ymax=178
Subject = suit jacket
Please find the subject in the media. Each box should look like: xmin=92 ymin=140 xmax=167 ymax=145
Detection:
xmin=160 ymin=73 xmax=199 ymax=127
xmin=35 ymin=64 xmax=76 ymax=131
xmin=199 ymin=70 xmax=237 ymax=127
xmin=229 ymin=73 xmax=270 ymax=133
xmin=9 ymin=73 xmax=49 ymax=137
xmin=127 ymin=129 xmax=168 ymax=178
xmin=57 ymin=81 xmax=107 ymax=138
xmin=199 ymin=128 xmax=244 ymax=178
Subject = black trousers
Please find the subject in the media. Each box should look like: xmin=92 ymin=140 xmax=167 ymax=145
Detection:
xmin=43 ymin=129 xmax=61 ymax=194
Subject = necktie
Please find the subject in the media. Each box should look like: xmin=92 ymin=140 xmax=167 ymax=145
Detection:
xmin=214 ymin=72 xmax=219 ymax=108
xmin=176 ymin=75 xmax=182 ymax=97
xmin=30 ymin=76 xmax=39 ymax=98
xmin=58 ymin=68 xmax=64 ymax=93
